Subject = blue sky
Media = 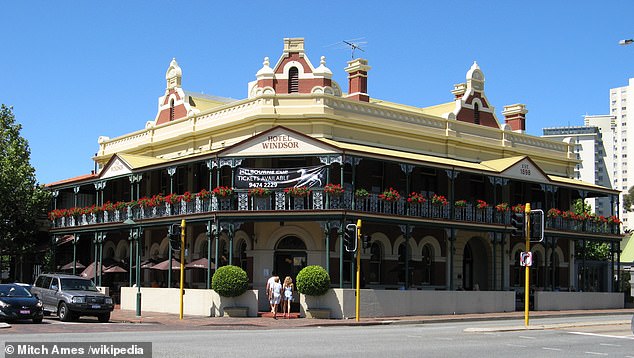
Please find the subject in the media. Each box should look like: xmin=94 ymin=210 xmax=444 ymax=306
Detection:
xmin=2 ymin=1 xmax=634 ymax=185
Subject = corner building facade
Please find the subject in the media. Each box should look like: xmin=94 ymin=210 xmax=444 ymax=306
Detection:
xmin=47 ymin=38 xmax=623 ymax=313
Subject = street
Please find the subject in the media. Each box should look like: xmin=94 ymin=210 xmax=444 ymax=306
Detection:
xmin=1 ymin=314 xmax=632 ymax=357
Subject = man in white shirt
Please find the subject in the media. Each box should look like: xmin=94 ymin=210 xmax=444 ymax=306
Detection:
xmin=266 ymin=273 xmax=278 ymax=313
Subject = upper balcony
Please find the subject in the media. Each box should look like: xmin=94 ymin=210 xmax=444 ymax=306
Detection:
xmin=48 ymin=189 xmax=621 ymax=238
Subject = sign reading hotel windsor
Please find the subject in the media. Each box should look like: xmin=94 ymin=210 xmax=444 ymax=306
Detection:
xmin=235 ymin=166 xmax=326 ymax=189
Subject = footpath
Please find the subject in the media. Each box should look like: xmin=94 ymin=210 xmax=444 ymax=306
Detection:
xmin=110 ymin=308 xmax=634 ymax=331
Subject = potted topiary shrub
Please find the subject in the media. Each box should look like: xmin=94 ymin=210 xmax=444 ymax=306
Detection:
xmin=211 ymin=265 xmax=249 ymax=317
xmin=296 ymin=265 xmax=331 ymax=319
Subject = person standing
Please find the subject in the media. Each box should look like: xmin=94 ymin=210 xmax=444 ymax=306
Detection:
xmin=270 ymin=276 xmax=282 ymax=319
xmin=282 ymin=276 xmax=294 ymax=318
xmin=266 ymin=272 xmax=278 ymax=313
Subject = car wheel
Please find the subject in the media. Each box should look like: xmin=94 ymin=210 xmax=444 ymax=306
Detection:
xmin=32 ymin=317 xmax=43 ymax=324
xmin=98 ymin=312 xmax=110 ymax=323
xmin=58 ymin=303 xmax=74 ymax=322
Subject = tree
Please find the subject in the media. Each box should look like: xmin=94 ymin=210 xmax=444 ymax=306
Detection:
xmin=623 ymin=186 xmax=634 ymax=212
xmin=571 ymin=198 xmax=610 ymax=261
xmin=0 ymin=105 xmax=50 ymax=260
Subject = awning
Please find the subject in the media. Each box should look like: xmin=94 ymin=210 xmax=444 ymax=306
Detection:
xmin=55 ymin=235 xmax=75 ymax=246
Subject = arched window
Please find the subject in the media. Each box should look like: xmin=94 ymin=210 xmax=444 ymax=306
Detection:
xmin=421 ymin=244 xmax=433 ymax=284
xmin=169 ymin=99 xmax=175 ymax=121
xmin=288 ymin=67 xmax=299 ymax=93
xmin=369 ymin=242 xmax=382 ymax=284
xmin=474 ymin=102 xmax=480 ymax=125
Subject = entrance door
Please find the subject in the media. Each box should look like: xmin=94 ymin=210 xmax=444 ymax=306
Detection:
xmin=273 ymin=236 xmax=307 ymax=282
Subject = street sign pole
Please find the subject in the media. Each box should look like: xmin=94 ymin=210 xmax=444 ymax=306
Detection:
xmin=524 ymin=203 xmax=531 ymax=327
xmin=355 ymin=219 xmax=362 ymax=322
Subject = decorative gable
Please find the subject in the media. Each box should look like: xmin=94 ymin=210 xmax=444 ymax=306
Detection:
xmin=154 ymin=58 xmax=199 ymax=125
xmin=248 ymin=38 xmax=342 ymax=98
xmin=451 ymin=62 xmax=500 ymax=129
xmin=495 ymin=157 xmax=549 ymax=183
xmin=220 ymin=126 xmax=339 ymax=157
xmin=100 ymin=156 xmax=132 ymax=179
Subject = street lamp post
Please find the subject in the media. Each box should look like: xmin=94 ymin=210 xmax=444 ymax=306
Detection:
xmin=124 ymin=211 xmax=141 ymax=317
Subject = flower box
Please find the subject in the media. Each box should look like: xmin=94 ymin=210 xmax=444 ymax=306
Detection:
xmin=213 ymin=186 xmax=235 ymax=198
xmin=324 ymin=183 xmax=344 ymax=196
xmin=379 ymin=187 xmax=401 ymax=202
xmin=284 ymin=186 xmax=311 ymax=198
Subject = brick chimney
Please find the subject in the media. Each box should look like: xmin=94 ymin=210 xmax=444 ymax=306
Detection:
xmin=344 ymin=58 xmax=371 ymax=102
xmin=502 ymin=104 xmax=528 ymax=133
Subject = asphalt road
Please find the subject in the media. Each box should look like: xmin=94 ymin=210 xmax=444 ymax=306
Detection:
xmin=1 ymin=315 xmax=632 ymax=358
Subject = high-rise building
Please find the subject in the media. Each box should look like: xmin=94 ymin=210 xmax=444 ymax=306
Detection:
xmin=542 ymin=125 xmax=613 ymax=218
xmin=543 ymin=79 xmax=634 ymax=230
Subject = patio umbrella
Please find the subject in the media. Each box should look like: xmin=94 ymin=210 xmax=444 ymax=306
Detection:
xmin=80 ymin=262 xmax=107 ymax=279
xmin=132 ymin=259 xmax=158 ymax=269
xmin=103 ymin=264 xmax=128 ymax=273
xmin=150 ymin=258 xmax=181 ymax=271
xmin=60 ymin=260 xmax=86 ymax=271
xmin=185 ymin=257 xmax=215 ymax=270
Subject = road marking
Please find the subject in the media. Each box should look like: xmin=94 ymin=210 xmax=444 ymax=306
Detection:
xmin=505 ymin=344 xmax=527 ymax=348
xmin=568 ymin=331 xmax=634 ymax=340
xmin=542 ymin=347 xmax=561 ymax=351
xmin=599 ymin=343 xmax=620 ymax=347
xmin=518 ymin=335 xmax=536 ymax=339
xmin=584 ymin=352 xmax=607 ymax=356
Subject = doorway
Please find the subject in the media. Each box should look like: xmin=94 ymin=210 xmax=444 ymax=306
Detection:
xmin=273 ymin=236 xmax=307 ymax=313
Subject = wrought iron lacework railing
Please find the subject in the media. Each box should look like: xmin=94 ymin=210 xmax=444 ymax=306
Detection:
xmin=50 ymin=190 xmax=619 ymax=235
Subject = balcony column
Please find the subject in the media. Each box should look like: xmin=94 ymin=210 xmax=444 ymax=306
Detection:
xmin=214 ymin=219 xmax=220 ymax=271
xmin=320 ymin=155 xmax=343 ymax=209
xmin=338 ymin=220 xmax=344 ymax=288
xmin=72 ymin=233 xmax=78 ymax=276
xmin=446 ymin=170 xmax=459 ymax=290
xmin=206 ymin=221 xmax=216 ymax=289
xmin=616 ymin=241 xmax=621 ymax=292
xmin=73 ymin=186 xmax=80 ymax=208
xmin=344 ymin=156 xmax=361 ymax=210
xmin=550 ymin=237 xmax=557 ymax=291
xmin=206 ymin=160 xmax=214 ymax=192
xmin=216 ymin=222 xmax=238 ymax=265
xmin=167 ymin=166 xmax=176 ymax=193
xmin=94 ymin=232 xmax=105 ymax=287
xmin=399 ymin=224 xmax=412 ymax=289
xmin=129 ymin=174 xmax=142 ymax=201
xmin=166 ymin=167 xmax=177 ymax=288
xmin=94 ymin=181 xmax=106 ymax=207
xmin=320 ymin=221 xmax=333 ymax=275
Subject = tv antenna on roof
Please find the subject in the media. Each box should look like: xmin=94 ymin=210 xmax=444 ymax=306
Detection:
xmin=342 ymin=39 xmax=366 ymax=59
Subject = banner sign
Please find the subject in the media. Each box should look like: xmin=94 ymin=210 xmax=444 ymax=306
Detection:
xmin=235 ymin=165 xmax=326 ymax=189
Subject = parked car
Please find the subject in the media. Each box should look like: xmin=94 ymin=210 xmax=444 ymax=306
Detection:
xmin=0 ymin=283 xmax=44 ymax=323
xmin=30 ymin=273 xmax=114 ymax=322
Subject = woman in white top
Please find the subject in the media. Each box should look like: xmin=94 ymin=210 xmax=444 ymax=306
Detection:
xmin=282 ymin=276 xmax=294 ymax=318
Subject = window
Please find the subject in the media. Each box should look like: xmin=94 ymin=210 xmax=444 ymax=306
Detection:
xmin=288 ymin=67 xmax=299 ymax=93
xmin=474 ymin=103 xmax=480 ymax=125
xmin=169 ymin=99 xmax=175 ymax=121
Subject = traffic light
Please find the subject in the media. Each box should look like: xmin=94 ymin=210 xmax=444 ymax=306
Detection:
xmin=529 ymin=209 xmax=544 ymax=242
xmin=169 ymin=224 xmax=181 ymax=253
xmin=510 ymin=212 xmax=525 ymax=238
xmin=362 ymin=234 xmax=371 ymax=249
xmin=344 ymin=223 xmax=357 ymax=252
